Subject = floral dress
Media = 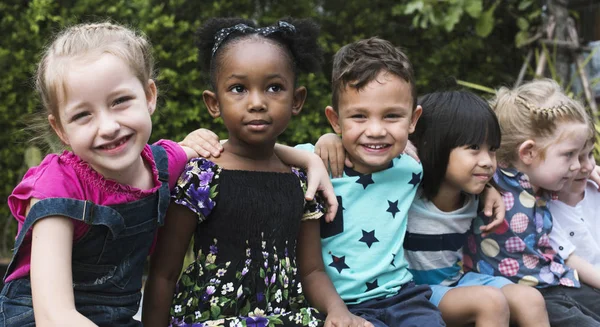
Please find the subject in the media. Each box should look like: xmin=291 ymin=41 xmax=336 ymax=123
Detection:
xmin=169 ymin=158 xmax=325 ymax=327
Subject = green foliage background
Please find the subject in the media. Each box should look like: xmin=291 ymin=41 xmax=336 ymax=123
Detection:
xmin=0 ymin=0 xmax=532 ymax=256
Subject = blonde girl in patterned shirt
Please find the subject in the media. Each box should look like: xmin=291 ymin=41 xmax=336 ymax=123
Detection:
xmin=463 ymin=78 xmax=600 ymax=326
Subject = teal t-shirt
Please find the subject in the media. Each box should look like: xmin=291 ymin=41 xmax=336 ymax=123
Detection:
xmin=296 ymin=143 xmax=422 ymax=304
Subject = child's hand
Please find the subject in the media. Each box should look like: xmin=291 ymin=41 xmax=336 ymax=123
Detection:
xmin=179 ymin=128 xmax=223 ymax=158
xmin=315 ymin=133 xmax=347 ymax=178
xmin=305 ymin=153 xmax=339 ymax=223
xmin=324 ymin=307 xmax=373 ymax=327
xmin=403 ymin=140 xmax=420 ymax=163
xmin=591 ymin=165 xmax=600 ymax=190
xmin=479 ymin=185 xmax=506 ymax=236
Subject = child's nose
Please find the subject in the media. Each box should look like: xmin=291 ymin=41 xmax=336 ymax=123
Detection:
xmin=365 ymin=120 xmax=386 ymax=137
xmin=248 ymin=90 xmax=267 ymax=112
xmin=98 ymin=113 xmax=120 ymax=137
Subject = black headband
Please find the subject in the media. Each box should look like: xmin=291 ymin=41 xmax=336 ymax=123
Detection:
xmin=211 ymin=21 xmax=296 ymax=57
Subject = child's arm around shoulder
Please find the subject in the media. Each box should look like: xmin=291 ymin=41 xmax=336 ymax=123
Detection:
xmin=28 ymin=198 xmax=97 ymax=326
xmin=275 ymin=144 xmax=338 ymax=222
xmin=297 ymin=220 xmax=373 ymax=327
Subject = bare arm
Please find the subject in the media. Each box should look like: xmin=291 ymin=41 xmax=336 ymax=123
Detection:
xmin=565 ymin=254 xmax=600 ymax=289
xmin=275 ymin=144 xmax=338 ymax=223
xmin=297 ymin=220 xmax=372 ymax=327
xmin=478 ymin=186 xmax=506 ymax=236
xmin=29 ymin=199 xmax=97 ymax=326
xmin=142 ymin=202 xmax=197 ymax=327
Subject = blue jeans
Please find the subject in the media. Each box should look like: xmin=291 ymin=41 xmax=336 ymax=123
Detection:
xmin=539 ymin=283 xmax=600 ymax=327
xmin=347 ymin=282 xmax=445 ymax=327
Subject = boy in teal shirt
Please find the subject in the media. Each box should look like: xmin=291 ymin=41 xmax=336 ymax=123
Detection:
xmin=297 ymin=37 xmax=445 ymax=327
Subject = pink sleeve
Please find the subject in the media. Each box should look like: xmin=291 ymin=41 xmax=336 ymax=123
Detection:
xmin=8 ymin=154 xmax=88 ymax=225
xmin=153 ymin=139 xmax=188 ymax=190
xmin=5 ymin=154 xmax=90 ymax=282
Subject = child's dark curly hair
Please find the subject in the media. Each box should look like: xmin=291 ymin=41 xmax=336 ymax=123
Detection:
xmin=196 ymin=17 xmax=323 ymax=89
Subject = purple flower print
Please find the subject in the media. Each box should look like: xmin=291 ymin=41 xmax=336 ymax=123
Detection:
xmin=198 ymin=170 xmax=214 ymax=186
xmin=188 ymin=183 xmax=214 ymax=217
xmin=245 ymin=316 xmax=268 ymax=327
xmin=257 ymin=291 xmax=264 ymax=302
xmin=210 ymin=245 xmax=218 ymax=254
xmin=200 ymin=159 xmax=215 ymax=170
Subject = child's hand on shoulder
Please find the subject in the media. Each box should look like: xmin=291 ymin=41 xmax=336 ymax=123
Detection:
xmin=325 ymin=306 xmax=373 ymax=327
xmin=304 ymin=152 xmax=339 ymax=223
xmin=179 ymin=128 xmax=224 ymax=159
xmin=479 ymin=185 xmax=505 ymax=236
xmin=315 ymin=133 xmax=347 ymax=178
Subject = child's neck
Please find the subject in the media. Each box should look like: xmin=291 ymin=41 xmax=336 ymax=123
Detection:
xmin=432 ymin=183 xmax=464 ymax=212
xmin=98 ymin=156 xmax=154 ymax=190
xmin=558 ymin=189 xmax=585 ymax=207
xmin=219 ymin=139 xmax=288 ymax=172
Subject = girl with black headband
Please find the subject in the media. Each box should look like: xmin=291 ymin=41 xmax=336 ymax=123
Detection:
xmin=142 ymin=18 xmax=371 ymax=327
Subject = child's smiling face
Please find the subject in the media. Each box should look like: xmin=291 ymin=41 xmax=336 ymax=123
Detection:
xmin=326 ymin=71 xmax=420 ymax=174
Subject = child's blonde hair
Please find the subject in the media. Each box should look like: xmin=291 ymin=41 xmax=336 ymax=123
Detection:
xmin=36 ymin=22 xmax=155 ymax=130
xmin=491 ymin=78 xmax=591 ymax=165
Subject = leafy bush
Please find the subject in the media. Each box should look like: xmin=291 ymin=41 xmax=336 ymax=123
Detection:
xmin=0 ymin=0 xmax=525 ymax=256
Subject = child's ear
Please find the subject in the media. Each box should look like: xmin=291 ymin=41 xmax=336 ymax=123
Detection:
xmin=408 ymin=105 xmax=423 ymax=134
xmin=203 ymin=90 xmax=220 ymax=118
xmin=48 ymin=115 xmax=69 ymax=146
xmin=291 ymin=86 xmax=307 ymax=115
xmin=518 ymin=140 xmax=537 ymax=165
xmin=324 ymin=106 xmax=342 ymax=134
xmin=146 ymin=80 xmax=158 ymax=115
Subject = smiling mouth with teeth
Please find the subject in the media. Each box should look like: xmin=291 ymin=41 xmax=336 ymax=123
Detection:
xmin=99 ymin=136 xmax=129 ymax=150
xmin=363 ymin=144 xmax=389 ymax=149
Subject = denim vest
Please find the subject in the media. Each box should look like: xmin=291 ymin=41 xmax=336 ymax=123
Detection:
xmin=0 ymin=145 xmax=170 ymax=326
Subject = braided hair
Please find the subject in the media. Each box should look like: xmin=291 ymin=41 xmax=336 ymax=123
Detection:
xmin=196 ymin=17 xmax=323 ymax=90
xmin=491 ymin=78 xmax=591 ymax=164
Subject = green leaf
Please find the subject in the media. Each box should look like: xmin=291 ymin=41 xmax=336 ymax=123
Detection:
xmin=475 ymin=1 xmax=498 ymax=37
xmin=515 ymin=30 xmax=529 ymax=48
xmin=404 ymin=1 xmax=424 ymax=15
xmin=210 ymin=305 xmax=221 ymax=318
xmin=465 ymin=0 xmax=482 ymax=18
xmin=518 ymin=0 xmax=532 ymax=11
xmin=516 ymin=17 xmax=529 ymax=31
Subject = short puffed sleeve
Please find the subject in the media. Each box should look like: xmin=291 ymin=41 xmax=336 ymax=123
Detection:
xmin=171 ymin=158 xmax=221 ymax=223
xmin=293 ymin=168 xmax=325 ymax=221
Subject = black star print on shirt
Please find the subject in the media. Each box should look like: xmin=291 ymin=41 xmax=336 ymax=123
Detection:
xmin=386 ymin=200 xmax=400 ymax=218
xmin=329 ymin=255 xmax=350 ymax=273
xmin=359 ymin=230 xmax=379 ymax=248
xmin=408 ymin=172 xmax=422 ymax=188
xmin=356 ymin=174 xmax=374 ymax=189
xmin=366 ymin=279 xmax=379 ymax=291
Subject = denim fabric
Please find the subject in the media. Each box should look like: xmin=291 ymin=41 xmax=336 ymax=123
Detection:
xmin=539 ymin=283 xmax=600 ymax=327
xmin=347 ymin=282 xmax=446 ymax=327
xmin=0 ymin=145 xmax=170 ymax=326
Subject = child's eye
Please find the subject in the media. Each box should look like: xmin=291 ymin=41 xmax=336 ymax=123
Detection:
xmin=267 ymin=84 xmax=282 ymax=92
xmin=350 ymin=114 xmax=366 ymax=119
xmin=230 ymin=85 xmax=245 ymax=93
xmin=112 ymin=96 xmax=132 ymax=107
xmin=489 ymin=146 xmax=498 ymax=152
xmin=385 ymin=114 xmax=401 ymax=119
xmin=468 ymin=144 xmax=480 ymax=150
xmin=71 ymin=112 xmax=90 ymax=122
xmin=565 ymin=152 xmax=574 ymax=158
xmin=589 ymin=150 xmax=595 ymax=158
